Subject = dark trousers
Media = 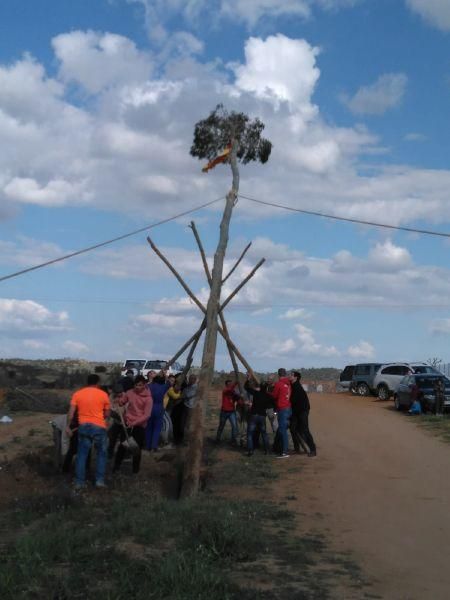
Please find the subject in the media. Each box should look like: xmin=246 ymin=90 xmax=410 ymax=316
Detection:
xmin=108 ymin=422 xmax=122 ymax=458
xmin=294 ymin=411 xmax=316 ymax=453
xmin=180 ymin=405 xmax=192 ymax=443
xmin=62 ymin=433 xmax=78 ymax=473
xmin=216 ymin=410 xmax=238 ymax=443
xmin=171 ymin=402 xmax=186 ymax=445
xmin=289 ymin=413 xmax=308 ymax=453
xmin=247 ymin=415 xmax=269 ymax=452
xmin=113 ymin=425 xmax=145 ymax=473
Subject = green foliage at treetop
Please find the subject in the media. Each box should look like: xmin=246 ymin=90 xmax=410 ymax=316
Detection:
xmin=190 ymin=104 xmax=272 ymax=164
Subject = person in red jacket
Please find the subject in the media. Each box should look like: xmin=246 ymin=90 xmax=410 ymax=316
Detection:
xmin=271 ymin=368 xmax=292 ymax=458
xmin=215 ymin=380 xmax=240 ymax=445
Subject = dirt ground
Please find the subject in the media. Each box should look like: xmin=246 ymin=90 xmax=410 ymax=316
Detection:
xmin=2 ymin=392 xmax=450 ymax=599
xmin=287 ymin=391 xmax=450 ymax=600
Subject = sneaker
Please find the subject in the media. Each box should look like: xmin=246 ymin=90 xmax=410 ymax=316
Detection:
xmin=276 ymin=453 xmax=290 ymax=459
xmin=74 ymin=482 xmax=87 ymax=491
xmin=95 ymin=481 xmax=107 ymax=489
xmin=308 ymin=451 xmax=317 ymax=458
xmin=246 ymin=451 xmax=253 ymax=457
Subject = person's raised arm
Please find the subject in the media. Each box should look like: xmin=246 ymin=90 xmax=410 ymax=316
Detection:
xmin=244 ymin=378 xmax=256 ymax=395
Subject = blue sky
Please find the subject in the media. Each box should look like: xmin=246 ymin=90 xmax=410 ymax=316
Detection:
xmin=1 ymin=0 xmax=450 ymax=370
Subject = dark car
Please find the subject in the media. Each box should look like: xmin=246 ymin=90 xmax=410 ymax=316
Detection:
xmin=338 ymin=365 xmax=355 ymax=391
xmin=394 ymin=374 xmax=450 ymax=412
xmin=351 ymin=363 xmax=384 ymax=396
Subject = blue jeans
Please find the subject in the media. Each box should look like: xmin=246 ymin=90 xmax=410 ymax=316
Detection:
xmin=277 ymin=408 xmax=292 ymax=454
xmin=146 ymin=403 xmax=164 ymax=450
xmin=247 ymin=414 xmax=269 ymax=452
xmin=75 ymin=423 xmax=107 ymax=485
xmin=216 ymin=410 xmax=238 ymax=443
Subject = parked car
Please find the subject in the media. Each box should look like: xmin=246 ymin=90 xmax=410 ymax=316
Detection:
xmin=394 ymin=374 xmax=450 ymax=412
xmin=351 ymin=363 xmax=384 ymax=396
xmin=120 ymin=358 xmax=146 ymax=377
xmin=141 ymin=360 xmax=183 ymax=379
xmin=373 ymin=363 xmax=439 ymax=400
xmin=338 ymin=365 xmax=354 ymax=391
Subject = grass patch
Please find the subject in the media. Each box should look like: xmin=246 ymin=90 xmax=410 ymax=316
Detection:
xmin=0 ymin=482 xmax=362 ymax=600
xmin=0 ymin=404 xmax=369 ymax=600
xmin=0 ymin=486 xmax=289 ymax=600
xmin=416 ymin=414 xmax=450 ymax=443
xmin=214 ymin=451 xmax=279 ymax=487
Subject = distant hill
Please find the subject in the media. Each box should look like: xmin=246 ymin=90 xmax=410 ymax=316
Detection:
xmin=0 ymin=358 xmax=121 ymax=389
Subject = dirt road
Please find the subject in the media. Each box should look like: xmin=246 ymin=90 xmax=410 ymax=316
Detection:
xmin=291 ymin=392 xmax=450 ymax=600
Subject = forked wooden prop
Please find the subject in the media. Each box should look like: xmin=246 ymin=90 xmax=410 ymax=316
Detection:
xmin=147 ymin=235 xmax=264 ymax=384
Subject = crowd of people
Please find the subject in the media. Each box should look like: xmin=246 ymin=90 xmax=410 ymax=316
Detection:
xmin=64 ymin=366 xmax=316 ymax=489
xmin=217 ymin=368 xmax=316 ymax=459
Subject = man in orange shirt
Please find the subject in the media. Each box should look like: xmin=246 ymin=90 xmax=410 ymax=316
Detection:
xmin=66 ymin=374 xmax=110 ymax=489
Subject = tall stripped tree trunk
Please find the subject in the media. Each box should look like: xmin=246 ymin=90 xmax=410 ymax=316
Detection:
xmin=180 ymin=145 xmax=239 ymax=498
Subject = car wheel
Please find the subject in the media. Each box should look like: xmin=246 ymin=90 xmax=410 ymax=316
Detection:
xmin=357 ymin=383 xmax=370 ymax=396
xmin=394 ymin=395 xmax=402 ymax=411
xmin=377 ymin=384 xmax=390 ymax=401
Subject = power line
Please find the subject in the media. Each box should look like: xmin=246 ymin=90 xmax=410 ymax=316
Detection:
xmin=7 ymin=296 xmax=450 ymax=309
xmin=0 ymin=197 xmax=224 ymax=283
xmin=239 ymin=194 xmax=450 ymax=239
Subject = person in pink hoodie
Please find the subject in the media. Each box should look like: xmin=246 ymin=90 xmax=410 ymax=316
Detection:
xmin=113 ymin=375 xmax=153 ymax=474
xmin=271 ymin=368 xmax=292 ymax=458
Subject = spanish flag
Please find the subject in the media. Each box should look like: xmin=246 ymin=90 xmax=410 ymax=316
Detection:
xmin=202 ymin=144 xmax=232 ymax=173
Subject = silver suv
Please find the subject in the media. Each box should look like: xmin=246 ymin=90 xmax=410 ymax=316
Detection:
xmin=373 ymin=363 xmax=438 ymax=400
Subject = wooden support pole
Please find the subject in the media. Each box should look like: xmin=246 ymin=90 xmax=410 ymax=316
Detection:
xmin=181 ymin=144 xmax=241 ymax=498
xmin=189 ymin=222 xmax=212 ymax=285
xmin=220 ymin=258 xmax=265 ymax=313
xmin=190 ymin=221 xmax=243 ymax=392
xmin=147 ymin=236 xmax=205 ymax=314
xmin=222 ymin=241 xmax=252 ymax=284
xmin=179 ymin=327 xmax=203 ymax=385
xmin=165 ymin=318 xmax=206 ymax=368
xmin=147 ymin=236 xmax=262 ymax=382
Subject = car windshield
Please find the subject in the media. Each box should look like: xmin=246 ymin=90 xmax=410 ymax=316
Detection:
xmin=412 ymin=365 xmax=438 ymax=374
xmin=124 ymin=360 xmax=146 ymax=370
xmin=144 ymin=360 xmax=168 ymax=370
xmin=415 ymin=376 xmax=450 ymax=389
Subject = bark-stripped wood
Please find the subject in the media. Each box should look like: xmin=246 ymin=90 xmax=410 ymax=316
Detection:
xmin=190 ymin=221 xmax=242 ymax=393
xmin=222 ymin=242 xmax=252 ymax=284
xmin=180 ymin=144 xmax=240 ymax=498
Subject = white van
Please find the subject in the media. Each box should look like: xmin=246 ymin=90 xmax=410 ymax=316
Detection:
xmin=141 ymin=360 xmax=183 ymax=379
xmin=120 ymin=358 xmax=146 ymax=377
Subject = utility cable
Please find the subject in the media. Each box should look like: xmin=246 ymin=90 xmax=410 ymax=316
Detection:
xmin=239 ymin=194 xmax=450 ymax=239
xmin=0 ymin=197 xmax=224 ymax=283
xmin=7 ymin=296 xmax=450 ymax=309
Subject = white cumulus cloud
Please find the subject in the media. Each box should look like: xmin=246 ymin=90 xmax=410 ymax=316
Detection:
xmin=52 ymin=30 xmax=153 ymax=94
xmin=0 ymin=299 xmax=69 ymax=335
xmin=129 ymin=0 xmax=363 ymax=30
xmin=430 ymin=319 xmax=450 ymax=335
xmin=233 ymin=35 xmax=320 ymax=115
xmin=4 ymin=177 xmax=80 ymax=207
xmin=295 ymin=324 xmax=340 ymax=357
xmin=347 ymin=340 xmax=375 ymax=359
xmin=342 ymin=73 xmax=408 ymax=115
xmin=63 ymin=340 xmax=90 ymax=355
xmin=406 ymin=0 xmax=450 ymax=31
